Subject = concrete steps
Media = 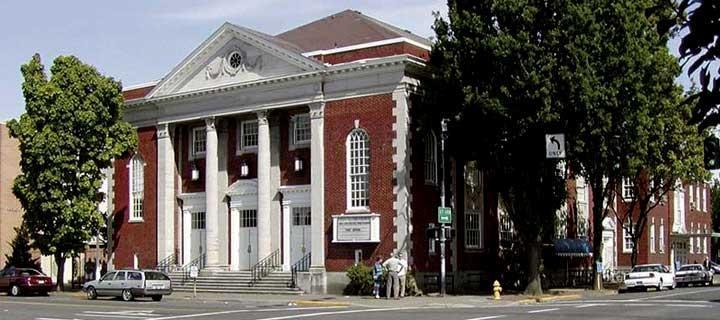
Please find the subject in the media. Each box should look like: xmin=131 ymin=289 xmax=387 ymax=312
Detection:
xmin=167 ymin=270 xmax=303 ymax=295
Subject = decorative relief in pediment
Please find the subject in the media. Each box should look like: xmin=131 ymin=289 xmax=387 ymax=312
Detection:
xmin=205 ymin=47 xmax=263 ymax=80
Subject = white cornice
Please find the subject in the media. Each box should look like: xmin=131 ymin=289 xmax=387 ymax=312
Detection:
xmin=124 ymin=80 xmax=160 ymax=91
xmin=302 ymin=37 xmax=431 ymax=57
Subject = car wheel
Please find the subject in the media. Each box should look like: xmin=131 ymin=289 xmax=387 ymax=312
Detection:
xmin=670 ymin=282 xmax=676 ymax=290
xmin=9 ymin=285 xmax=20 ymax=296
xmin=657 ymin=280 xmax=663 ymax=291
xmin=151 ymin=295 xmax=162 ymax=302
xmin=121 ymin=289 xmax=133 ymax=302
xmin=86 ymin=287 xmax=97 ymax=300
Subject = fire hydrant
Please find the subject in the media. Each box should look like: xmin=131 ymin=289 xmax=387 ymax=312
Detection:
xmin=493 ymin=280 xmax=502 ymax=300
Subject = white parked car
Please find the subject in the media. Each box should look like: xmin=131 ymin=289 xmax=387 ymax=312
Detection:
xmin=623 ymin=264 xmax=675 ymax=291
xmin=675 ymin=264 xmax=712 ymax=287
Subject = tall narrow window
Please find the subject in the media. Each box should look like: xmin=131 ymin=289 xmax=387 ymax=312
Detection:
xmin=690 ymin=222 xmax=695 ymax=254
xmin=622 ymin=177 xmax=635 ymax=201
xmin=129 ymin=154 xmax=144 ymax=221
xmin=689 ymin=185 xmax=696 ymax=210
xmin=464 ymin=162 xmax=484 ymax=249
xmin=191 ymin=212 xmax=206 ymax=229
xmin=623 ymin=220 xmax=634 ymax=253
xmin=424 ymin=131 xmax=438 ymax=185
xmin=191 ymin=127 xmax=206 ymax=158
xmin=346 ymin=128 xmax=370 ymax=210
xmin=649 ymin=219 xmax=656 ymax=253
xmin=240 ymin=120 xmax=259 ymax=151
xmin=240 ymin=209 xmax=257 ymax=228
xmin=659 ymin=219 xmax=665 ymax=253
xmin=701 ymin=186 xmax=707 ymax=212
xmin=291 ymin=114 xmax=311 ymax=146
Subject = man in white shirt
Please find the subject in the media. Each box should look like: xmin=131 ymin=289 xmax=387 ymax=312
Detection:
xmin=398 ymin=253 xmax=409 ymax=297
xmin=382 ymin=253 xmax=403 ymax=299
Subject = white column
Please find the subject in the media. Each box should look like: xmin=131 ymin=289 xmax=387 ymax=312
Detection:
xmin=309 ymin=103 xmax=325 ymax=270
xmin=282 ymin=204 xmax=291 ymax=271
xmin=156 ymin=123 xmax=176 ymax=264
xmin=204 ymin=117 xmax=221 ymax=268
xmin=230 ymin=208 xmax=240 ymax=271
xmin=257 ymin=111 xmax=272 ymax=260
xmin=182 ymin=209 xmax=191 ymax=266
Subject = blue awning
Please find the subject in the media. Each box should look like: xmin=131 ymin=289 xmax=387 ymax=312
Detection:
xmin=554 ymin=239 xmax=593 ymax=257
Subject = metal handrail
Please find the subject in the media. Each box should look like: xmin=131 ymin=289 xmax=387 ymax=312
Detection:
xmin=180 ymin=253 xmax=206 ymax=281
xmin=290 ymin=252 xmax=311 ymax=288
xmin=250 ymin=249 xmax=281 ymax=286
xmin=155 ymin=253 xmax=177 ymax=274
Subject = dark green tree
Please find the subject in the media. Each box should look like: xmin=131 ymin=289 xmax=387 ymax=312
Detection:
xmin=8 ymin=54 xmax=137 ymax=291
xmin=4 ymin=226 xmax=39 ymax=270
xmin=428 ymin=0 xmax=571 ymax=295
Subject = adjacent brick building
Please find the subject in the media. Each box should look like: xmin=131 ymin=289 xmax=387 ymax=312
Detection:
xmin=0 ymin=122 xmax=23 ymax=268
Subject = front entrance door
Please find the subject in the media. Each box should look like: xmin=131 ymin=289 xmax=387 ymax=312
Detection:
xmin=190 ymin=211 xmax=207 ymax=262
xmin=290 ymin=207 xmax=312 ymax=264
xmin=238 ymin=209 xmax=258 ymax=270
xmin=602 ymin=230 xmax=615 ymax=273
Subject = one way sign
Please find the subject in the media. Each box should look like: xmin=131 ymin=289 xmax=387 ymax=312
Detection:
xmin=545 ymin=134 xmax=565 ymax=159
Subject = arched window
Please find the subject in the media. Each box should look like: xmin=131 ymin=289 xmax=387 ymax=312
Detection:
xmin=346 ymin=128 xmax=370 ymax=210
xmin=424 ymin=131 xmax=438 ymax=185
xmin=129 ymin=154 xmax=144 ymax=221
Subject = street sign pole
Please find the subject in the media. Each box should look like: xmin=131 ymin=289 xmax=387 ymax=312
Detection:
xmin=439 ymin=118 xmax=448 ymax=297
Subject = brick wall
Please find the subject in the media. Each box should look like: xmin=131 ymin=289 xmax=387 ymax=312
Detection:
xmin=278 ymin=110 xmax=311 ymax=186
xmin=112 ymin=126 xmax=158 ymax=269
xmin=0 ymin=124 xmax=23 ymax=268
xmin=313 ymin=43 xmax=429 ymax=65
xmin=323 ymin=94 xmax=396 ymax=272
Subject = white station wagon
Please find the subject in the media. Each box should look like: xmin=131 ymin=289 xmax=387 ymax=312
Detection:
xmin=623 ymin=264 xmax=675 ymax=291
xmin=82 ymin=269 xmax=172 ymax=301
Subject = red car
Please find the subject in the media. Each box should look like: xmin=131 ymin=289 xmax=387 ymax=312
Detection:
xmin=0 ymin=268 xmax=53 ymax=296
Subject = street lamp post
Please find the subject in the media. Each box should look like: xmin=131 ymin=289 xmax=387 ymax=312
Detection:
xmin=440 ymin=118 xmax=449 ymax=297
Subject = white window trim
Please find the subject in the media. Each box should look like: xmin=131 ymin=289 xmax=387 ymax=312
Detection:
xmin=346 ymin=128 xmax=370 ymax=212
xmin=701 ymin=186 xmax=707 ymax=212
xmin=237 ymin=119 xmax=259 ymax=155
xmin=689 ymin=185 xmax=696 ymax=210
xmin=190 ymin=127 xmax=206 ymax=159
xmin=659 ymin=219 xmax=665 ymax=253
xmin=623 ymin=222 xmax=634 ymax=253
xmin=424 ymin=131 xmax=438 ymax=185
xmin=128 ymin=154 xmax=145 ymax=223
xmin=650 ymin=219 xmax=656 ymax=254
xmin=622 ymin=177 xmax=635 ymax=201
xmin=289 ymin=113 xmax=311 ymax=150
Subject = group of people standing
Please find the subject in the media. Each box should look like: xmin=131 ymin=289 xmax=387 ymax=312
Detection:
xmin=372 ymin=253 xmax=408 ymax=299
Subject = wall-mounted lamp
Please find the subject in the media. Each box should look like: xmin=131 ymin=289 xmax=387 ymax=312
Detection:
xmin=240 ymin=160 xmax=249 ymax=177
xmin=294 ymin=156 xmax=304 ymax=172
xmin=191 ymin=161 xmax=200 ymax=181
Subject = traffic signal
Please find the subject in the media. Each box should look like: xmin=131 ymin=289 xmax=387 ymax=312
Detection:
xmin=704 ymin=136 xmax=720 ymax=170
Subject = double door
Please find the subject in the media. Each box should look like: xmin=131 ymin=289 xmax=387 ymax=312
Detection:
xmin=190 ymin=211 xmax=207 ymax=261
xmin=290 ymin=207 xmax=312 ymax=265
xmin=238 ymin=209 xmax=259 ymax=270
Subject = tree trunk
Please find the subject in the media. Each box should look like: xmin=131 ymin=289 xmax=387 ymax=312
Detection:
xmin=524 ymin=240 xmax=543 ymax=296
xmin=590 ymin=179 xmax=605 ymax=290
xmin=631 ymin=245 xmax=638 ymax=267
xmin=54 ymin=254 xmax=65 ymax=292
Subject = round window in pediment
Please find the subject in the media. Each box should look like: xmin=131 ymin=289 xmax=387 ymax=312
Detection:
xmin=228 ymin=51 xmax=243 ymax=70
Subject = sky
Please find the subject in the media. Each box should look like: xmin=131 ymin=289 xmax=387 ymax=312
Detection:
xmin=0 ymin=1 xmax=695 ymax=122
xmin=0 ymin=0 xmax=447 ymax=121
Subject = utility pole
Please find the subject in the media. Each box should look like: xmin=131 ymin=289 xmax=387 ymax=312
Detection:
xmin=440 ymin=118 xmax=449 ymax=297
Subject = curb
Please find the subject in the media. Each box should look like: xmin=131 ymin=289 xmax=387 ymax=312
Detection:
xmin=289 ymin=300 xmax=352 ymax=307
xmin=516 ymin=294 xmax=582 ymax=304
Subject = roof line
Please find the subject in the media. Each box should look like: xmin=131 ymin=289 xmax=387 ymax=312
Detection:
xmin=124 ymin=80 xmax=160 ymax=91
xmin=302 ymin=37 xmax=431 ymax=57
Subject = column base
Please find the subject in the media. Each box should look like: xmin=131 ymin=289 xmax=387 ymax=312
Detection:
xmin=308 ymin=266 xmax=327 ymax=294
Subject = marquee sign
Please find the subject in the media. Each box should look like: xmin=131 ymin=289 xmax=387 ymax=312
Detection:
xmin=332 ymin=213 xmax=380 ymax=243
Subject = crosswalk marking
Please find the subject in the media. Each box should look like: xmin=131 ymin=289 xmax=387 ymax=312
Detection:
xmin=465 ymin=316 xmax=506 ymax=320
xmin=527 ymin=308 xmax=559 ymax=314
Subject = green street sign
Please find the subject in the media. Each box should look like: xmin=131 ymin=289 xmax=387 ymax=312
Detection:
xmin=438 ymin=206 xmax=452 ymax=224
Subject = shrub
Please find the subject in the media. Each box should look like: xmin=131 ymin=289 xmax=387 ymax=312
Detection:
xmin=343 ymin=264 xmax=377 ymax=295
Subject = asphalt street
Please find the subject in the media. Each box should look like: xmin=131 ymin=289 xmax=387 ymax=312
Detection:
xmin=0 ymin=286 xmax=719 ymax=320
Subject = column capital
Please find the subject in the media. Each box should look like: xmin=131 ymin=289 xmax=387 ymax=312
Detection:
xmin=156 ymin=123 xmax=173 ymax=139
xmin=309 ymin=102 xmax=325 ymax=119
xmin=205 ymin=117 xmax=216 ymax=132
xmin=256 ymin=110 xmax=269 ymax=126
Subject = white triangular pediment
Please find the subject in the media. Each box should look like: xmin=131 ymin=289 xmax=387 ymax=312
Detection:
xmin=149 ymin=23 xmax=324 ymax=98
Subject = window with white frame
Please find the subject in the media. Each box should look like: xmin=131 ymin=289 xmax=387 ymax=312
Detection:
xmin=240 ymin=209 xmax=257 ymax=228
xmin=704 ymin=226 xmax=708 ymax=254
xmin=291 ymin=114 xmax=311 ymax=146
xmin=292 ymin=207 xmax=311 ymax=226
xmin=650 ymin=219 xmax=656 ymax=253
xmin=690 ymin=222 xmax=695 ymax=254
xmin=129 ymin=154 xmax=144 ymax=221
xmin=191 ymin=211 xmax=206 ymax=229
xmin=191 ymin=127 xmax=206 ymax=158
xmin=689 ymin=185 xmax=696 ymax=210
xmin=466 ymin=209 xmax=482 ymax=249
xmin=499 ymin=210 xmax=514 ymax=244
xmin=424 ymin=131 xmax=438 ymax=185
xmin=622 ymin=177 xmax=635 ymax=200
xmin=701 ymin=186 xmax=707 ymax=212
xmin=240 ymin=120 xmax=259 ymax=151
xmin=346 ymin=128 xmax=370 ymax=210
xmin=696 ymin=185 xmax=701 ymax=210
xmin=659 ymin=219 xmax=665 ymax=253
xmin=623 ymin=221 xmax=634 ymax=253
